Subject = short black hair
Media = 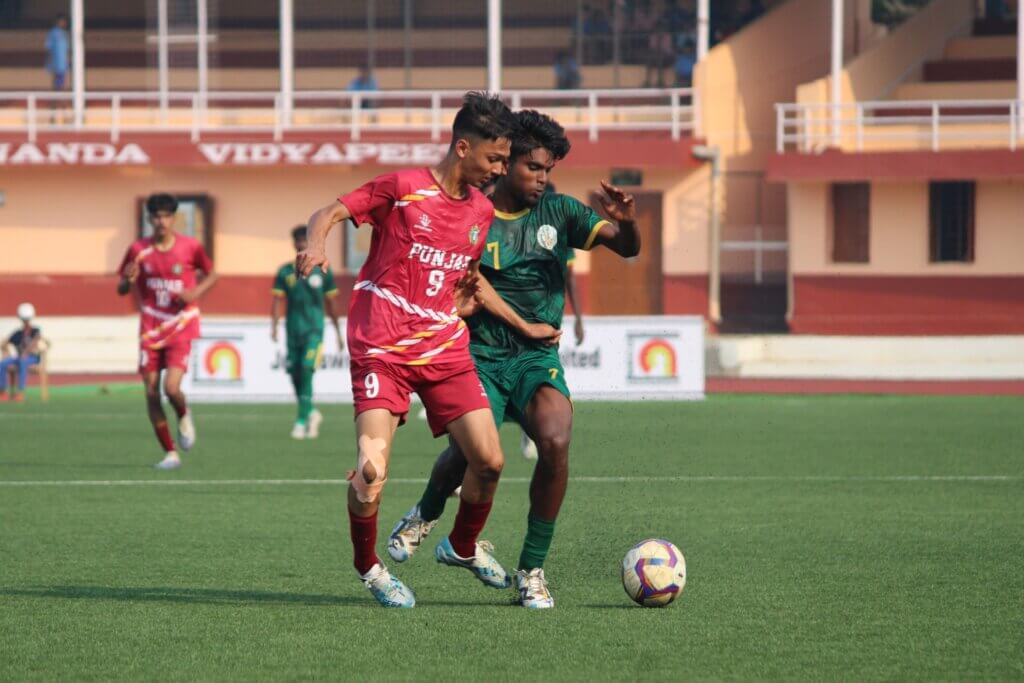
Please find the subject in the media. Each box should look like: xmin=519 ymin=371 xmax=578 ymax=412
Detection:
xmin=450 ymin=92 xmax=516 ymax=145
xmin=291 ymin=225 xmax=307 ymax=241
xmin=145 ymin=193 xmax=178 ymax=215
xmin=510 ymin=110 xmax=571 ymax=163
xmin=55 ymin=12 xmax=66 ymax=22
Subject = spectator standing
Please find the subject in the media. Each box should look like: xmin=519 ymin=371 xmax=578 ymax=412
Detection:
xmin=674 ymin=42 xmax=696 ymax=87
xmin=45 ymin=13 xmax=69 ymax=92
xmin=554 ymin=51 xmax=581 ymax=90
xmin=348 ymin=65 xmax=378 ymax=110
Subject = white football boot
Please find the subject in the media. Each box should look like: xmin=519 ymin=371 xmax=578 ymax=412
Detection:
xmin=387 ymin=504 xmax=439 ymax=562
xmin=177 ymin=412 xmax=196 ymax=451
xmin=514 ymin=568 xmax=555 ymax=609
xmin=290 ymin=423 xmax=306 ymax=440
xmin=154 ymin=451 xmax=182 ymax=470
xmin=361 ymin=563 xmax=415 ymax=608
xmin=306 ymin=409 xmax=323 ymax=439
xmin=520 ymin=431 xmax=539 ymax=460
xmin=434 ymin=537 xmax=511 ymax=589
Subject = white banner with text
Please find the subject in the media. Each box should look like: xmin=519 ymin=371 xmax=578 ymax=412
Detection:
xmin=182 ymin=316 xmax=704 ymax=402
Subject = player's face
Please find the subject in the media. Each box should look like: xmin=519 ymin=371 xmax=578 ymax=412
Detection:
xmin=293 ymin=236 xmax=308 ymax=253
xmin=149 ymin=211 xmax=176 ymax=240
xmin=456 ymin=137 xmax=511 ymax=189
xmin=510 ymin=147 xmax=556 ymax=207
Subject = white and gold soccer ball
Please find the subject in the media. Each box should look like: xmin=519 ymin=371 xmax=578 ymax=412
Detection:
xmin=621 ymin=538 xmax=686 ymax=607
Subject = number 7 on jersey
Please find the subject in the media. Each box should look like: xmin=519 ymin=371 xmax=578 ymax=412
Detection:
xmin=486 ymin=241 xmax=500 ymax=270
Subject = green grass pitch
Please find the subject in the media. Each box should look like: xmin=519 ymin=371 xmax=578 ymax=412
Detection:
xmin=1 ymin=391 xmax=1022 ymax=680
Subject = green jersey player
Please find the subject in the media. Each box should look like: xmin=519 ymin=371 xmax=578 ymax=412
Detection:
xmin=271 ymin=225 xmax=344 ymax=439
xmin=387 ymin=110 xmax=640 ymax=608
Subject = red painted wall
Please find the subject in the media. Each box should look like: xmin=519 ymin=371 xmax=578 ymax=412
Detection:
xmin=791 ymin=275 xmax=1024 ymax=334
xmin=1 ymin=273 xmax=708 ymax=319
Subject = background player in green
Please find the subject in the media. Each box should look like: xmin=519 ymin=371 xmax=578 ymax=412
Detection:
xmin=271 ymin=225 xmax=344 ymax=439
xmin=387 ymin=110 xmax=640 ymax=608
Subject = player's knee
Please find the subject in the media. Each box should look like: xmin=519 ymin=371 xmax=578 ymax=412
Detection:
xmin=537 ymin=430 xmax=571 ymax=463
xmin=349 ymin=435 xmax=388 ymax=503
xmin=144 ymin=384 xmax=161 ymax=402
xmin=471 ymin=445 xmax=504 ymax=482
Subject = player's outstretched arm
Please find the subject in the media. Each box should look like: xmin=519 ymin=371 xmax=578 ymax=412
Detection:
xmin=473 ymin=268 xmax=562 ymax=346
xmin=592 ymin=180 xmax=641 ymax=258
xmin=297 ymin=201 xmax=351 ymax=276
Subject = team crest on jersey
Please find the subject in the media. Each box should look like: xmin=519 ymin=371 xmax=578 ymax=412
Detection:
xmin=308 ymin=273 xmax=323 ymax=288
xmin=172 ymin=263 xmax=183 ymax=275
xmin=537 ymin=224 xmax=558 ymax=251
xmin=468 ymin=225 xmax=481 ymax=245
xmin=417 ymin=213 xmax=432 ymax=231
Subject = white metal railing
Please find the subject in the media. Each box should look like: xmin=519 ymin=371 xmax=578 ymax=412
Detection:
xmin=776 ymin=99 xmax=1023 ymax=153
xmin=0 ymin=88 xmax=695 ymax=144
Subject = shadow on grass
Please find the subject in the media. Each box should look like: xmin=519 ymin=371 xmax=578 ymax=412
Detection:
xmin=0 ymin=585 xmax=363 ymax=607
xmin=0 ymin=585 xmax=511 ymax=608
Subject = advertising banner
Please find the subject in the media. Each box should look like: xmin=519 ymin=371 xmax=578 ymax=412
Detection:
xmin=182 ymin=316 xmax=704 ymax=402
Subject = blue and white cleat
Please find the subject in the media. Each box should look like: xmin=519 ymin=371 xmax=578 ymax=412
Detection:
xmin=514 ymin=568 xmax=554 ymax=609
xmin=360 ymin=563 xmax=415 ymax=608
xmin=387 ymin=504 xmax=438 ymax=563
xmin=434 ymin=537 xmax=511 ymax=589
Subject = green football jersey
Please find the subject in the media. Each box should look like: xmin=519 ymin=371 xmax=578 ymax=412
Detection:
xmin=272 ymin=263 xmax=337 ymax=338
xmin=468 ymin=192 xmax=608 ymax=361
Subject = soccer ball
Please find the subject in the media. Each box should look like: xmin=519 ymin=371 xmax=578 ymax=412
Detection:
xmin=621 ymin=538 xmax=686 ymax=607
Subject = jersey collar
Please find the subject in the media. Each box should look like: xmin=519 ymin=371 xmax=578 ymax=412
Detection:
xmin=493 ymin=207 xmax=530 ymax=220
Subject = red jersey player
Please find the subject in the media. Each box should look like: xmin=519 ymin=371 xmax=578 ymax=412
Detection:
xmin=297 ymin=93 xmax=521 ymax=608
xmin=117 ymin=193 xmax=218 ymax=470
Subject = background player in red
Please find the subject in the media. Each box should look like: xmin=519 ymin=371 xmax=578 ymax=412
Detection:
xmin=117 ymin=193 xmax=218 ymax=470
xmin=297 ymin=92 xmax=534 ymax=608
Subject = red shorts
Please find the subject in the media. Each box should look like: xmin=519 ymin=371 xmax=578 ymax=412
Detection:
xmin=139 ymin=338 xmax=192 ymax=374
xmin=350 ymin=356 xmax=491 ymax=437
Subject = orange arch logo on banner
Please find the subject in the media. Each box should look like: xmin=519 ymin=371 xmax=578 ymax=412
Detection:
xmin=628 ymin=334 xmax=680 ymax=381
xmin=203 ymin=341 xmax=243 ymax=381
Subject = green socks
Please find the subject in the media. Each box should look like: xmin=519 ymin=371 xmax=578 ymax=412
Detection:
xmin=518 ymin=514 xmax=556 ymax=571
xmin=293 ymin=369 xmax=314 ymax=424
xmin=417 ymin=484 xmax=449 ymax=522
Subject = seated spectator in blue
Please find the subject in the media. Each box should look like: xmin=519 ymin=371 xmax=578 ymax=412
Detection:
xmin=348 ymin=65 xmax=378 ymax=109
xmin=1 ymin=303 xmax=43 ymax=402
xmin=45 ymin=13 xmax=69 ymax=91
xmin=554 ymin=51 xmax=581 ymax=90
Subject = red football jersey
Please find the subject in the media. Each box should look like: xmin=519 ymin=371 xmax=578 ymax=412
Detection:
xmin=118 ymin=234 xmax=213 ymax=350
xmin=340 ymin=168 xmax=493 ymax=366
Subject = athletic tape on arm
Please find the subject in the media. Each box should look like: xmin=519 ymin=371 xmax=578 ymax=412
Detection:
xmin=347 ymin=435 xmax=388 ymax=503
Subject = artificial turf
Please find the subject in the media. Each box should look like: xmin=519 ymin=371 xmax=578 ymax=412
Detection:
xmin=1 ymin=392 xmax=1022 ymax=680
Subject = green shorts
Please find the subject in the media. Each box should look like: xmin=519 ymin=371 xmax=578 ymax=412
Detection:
xmin=473 ymin=347 xmax=571 ymax=428
xmin=286 ymin=332 xmax=323 ymax=373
